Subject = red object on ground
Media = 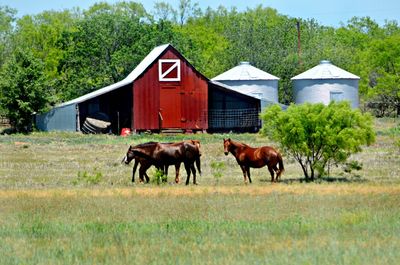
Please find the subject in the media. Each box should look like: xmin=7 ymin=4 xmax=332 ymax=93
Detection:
xmin=120 ymin=128 xmax=131 ymax=136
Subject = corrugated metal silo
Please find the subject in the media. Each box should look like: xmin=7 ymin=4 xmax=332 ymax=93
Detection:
xmin=291 ymin=60 xmax=360 ymax=108
xmin=212 ymin=62 xmax=280 ymax=110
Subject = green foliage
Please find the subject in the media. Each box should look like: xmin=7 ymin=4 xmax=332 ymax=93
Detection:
xmin=1 ymin=2 xmax=400 ymax=122
xmin=261 ymin=102 xmax=375 ymax=181
xmin=151 ymin=168 xmax=168 ymax=185
xmin=210 ymin=161 xmax=225 ymax=184
xmin=0 ymin=48 xmax=50 ymax=132
xmin=361 ymin=35 xmax=400 ymax=116
xmin=73 ymin=168 xmax=103 ymax=185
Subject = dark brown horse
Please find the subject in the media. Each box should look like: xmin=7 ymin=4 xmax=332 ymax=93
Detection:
xmin=122 ymin=142 xmax=160 ymax=183
xmin=223 ymin=138 xmax=284 ymax=183
xmin=123 ymin=140 xmax=201 ymax=185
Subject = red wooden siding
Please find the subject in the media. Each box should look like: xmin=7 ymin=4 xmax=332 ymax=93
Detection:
xmin=133 ymin=48 xmax=208 ymax=131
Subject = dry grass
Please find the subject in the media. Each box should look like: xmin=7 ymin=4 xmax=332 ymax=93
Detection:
xmin=1 ymin=184 xmax=400 ymax=199
xmin=0 ymin=118 xmax=399 ymax=264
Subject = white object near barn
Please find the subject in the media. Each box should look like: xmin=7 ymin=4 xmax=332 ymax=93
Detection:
xmin=291 ymin=60 xmax=360 ymax=108
xmin=212 ymin=61 xmax=280 ymax=110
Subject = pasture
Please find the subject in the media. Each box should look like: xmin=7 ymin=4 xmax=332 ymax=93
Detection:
xmin=0 ymin=118 xmax=399 ymax=264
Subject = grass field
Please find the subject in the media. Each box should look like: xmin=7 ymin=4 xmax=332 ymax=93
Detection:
xmin=0 ymin=118 xmax=399 ymax=264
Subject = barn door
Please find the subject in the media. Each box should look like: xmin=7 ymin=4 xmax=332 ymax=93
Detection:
xmin=159 ymin=86 xmax=181 ymax=128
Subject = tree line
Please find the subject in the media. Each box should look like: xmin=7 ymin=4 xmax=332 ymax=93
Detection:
xmin=0 ymin=1 xmax=399 ymax=131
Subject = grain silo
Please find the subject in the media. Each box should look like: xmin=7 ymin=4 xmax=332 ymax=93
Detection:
xmin=212 ymin=62 xmax=280 ymax=110
xmin=291 ymin=60 xmax=360 ymax=108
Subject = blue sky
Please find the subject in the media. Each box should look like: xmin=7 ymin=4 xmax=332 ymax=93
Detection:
xmin=1 ymin=0 xmax=399 ymax=27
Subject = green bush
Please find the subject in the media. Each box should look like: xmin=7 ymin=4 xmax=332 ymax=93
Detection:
xmin=210 ymin=161 xmax=225 ymax=184
xmin=72 ymin=168 xmax=103 ymax=185
xmin=151 ymin=168 xmax=167 ymax=185
xmin=261 ymin=102 xmax=375 ymax=181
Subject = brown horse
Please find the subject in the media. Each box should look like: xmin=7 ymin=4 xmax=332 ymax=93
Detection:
xmin=123 ymin=140 xmax=201 ymax=184
xmin=124 ymin=140 xmax=201 ymax=185
xmin=122 ymin=142 xmax=160 ymax=183
xmin=223 ymin=138 xmax=284 ymax=183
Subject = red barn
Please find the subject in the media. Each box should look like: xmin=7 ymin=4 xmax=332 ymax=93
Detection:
xmin=36 ymin=44 xmax=261 ymax=133
xmin=133 ymin=44 xmax=208 ymax=132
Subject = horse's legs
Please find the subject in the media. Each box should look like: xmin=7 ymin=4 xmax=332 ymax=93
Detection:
xmin=246 ymin=166 xmax=252 ymax=183
xmin=273 ymin=165 xmax=280 ymax=182
xmin=139 ymin=163 xmax=151 ymax=183
xmin=191 ymin=164 xmax=197 ymax=185
xmin=144 ymin=172 xmax=150 ymax=183
xmin=175 ymin=163 xmax=181 ymax=183
xmin=240 ymin=165 xmax=248 ymax=183
xmin=268 ymin=166 xmax=275 ymax=182
xmin=162 ymin=165 xmax=169 ymax=182
xmin=184 ymin=162 xmax=191 ymax=185
xmin=132 ymin=160 xmax=139 ymax=182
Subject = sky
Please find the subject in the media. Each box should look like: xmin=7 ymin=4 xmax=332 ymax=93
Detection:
xmin=1 ymin=0 xmax=400 ymax=27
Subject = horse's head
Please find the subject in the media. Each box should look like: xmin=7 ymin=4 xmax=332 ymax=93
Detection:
xmin=122 ymin=145 xmax=135 ymax=164
xmin=223 ymin=138 xmax=231 ymax=155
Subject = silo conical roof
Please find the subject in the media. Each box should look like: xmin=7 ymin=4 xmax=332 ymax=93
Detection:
xmin=291 ymin=60 xmax=360 ymax=80
xmin=212 ymin=62 xmax=279 ymax=81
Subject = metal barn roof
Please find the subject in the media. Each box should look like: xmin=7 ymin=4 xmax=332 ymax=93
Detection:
xmin=291 ymin=60 xmax=360 ymax=80
xmin=212 ymin=62 xmax=279 ymax=81
xmin=58 ymin=43 xmax=171 ymax=107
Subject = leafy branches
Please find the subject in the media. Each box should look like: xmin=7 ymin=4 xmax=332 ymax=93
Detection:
xmin=0 ymin=48 xmax=49 ymax=132
xmin=260 ymin=102 xmax=375 ymax=181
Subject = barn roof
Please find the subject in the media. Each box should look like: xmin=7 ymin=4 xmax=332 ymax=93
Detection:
xmin=58 ymin=44 xmax=171 ymax=107
xmin=212 ymin=62 xmax=279 ymax=81
xmin=291 ymin=60 xmax=360 ymax=80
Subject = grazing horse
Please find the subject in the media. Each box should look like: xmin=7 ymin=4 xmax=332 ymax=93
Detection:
xmin=223 ymin=138 xmax=284 ymax=183
xmin=124 ymin=140 xmax=201 ymax=185
xmin=122 ymin=142 xmax=160 ymax=183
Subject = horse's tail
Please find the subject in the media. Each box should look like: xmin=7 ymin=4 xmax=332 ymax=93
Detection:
xmin=277 ymin=152 xmax=284 ymax=179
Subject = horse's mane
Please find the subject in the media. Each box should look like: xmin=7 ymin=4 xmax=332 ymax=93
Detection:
xmin=231 ymin=139 xmax=250 ymax=148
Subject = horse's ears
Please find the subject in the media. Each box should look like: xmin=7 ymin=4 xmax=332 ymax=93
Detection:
xmin=228 ymin=138 xmax=231 ymax=141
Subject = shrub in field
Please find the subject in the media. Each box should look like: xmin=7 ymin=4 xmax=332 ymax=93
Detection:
xmin=260 ymin=102 xmax=375 ymax=181
xmin=210 ymin=161 xmax=225 ymax=184
xmin=151 ymin=168 xmax=167 ymax=185
xmin=72 ymin=168 xmax=103 ymax=185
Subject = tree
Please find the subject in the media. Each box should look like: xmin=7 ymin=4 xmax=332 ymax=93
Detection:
xmin=0 ymin=49 xmax=49 ymax=132
xmin=57 ymin=2 xmax=154 ymax=100
xmin=260 ymin=102 xmax=375 ymax=181
xmin=362 ymin=35 xmax=400 ymax=116
xmin=153 ymin=1 xmax=177 ymax=22
xmin=0 ymin=5 xmax=16 ymax=66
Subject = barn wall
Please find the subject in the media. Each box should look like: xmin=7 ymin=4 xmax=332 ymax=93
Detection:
xmin=293 ymin=79 xmax=359 ymax=108
xmin=35 ymin=104 xmax=77 ymax=131
xmin=208 ymin=83 xmax=261 ymax=132
xmin=133 ymin=48 xmax=208 ymax=131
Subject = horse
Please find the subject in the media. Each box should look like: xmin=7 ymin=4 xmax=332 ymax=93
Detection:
xmin=223 ymin=138 xmax=284 ymax=183
xmin=123 ymin=140 xmax=201 ymax=185
xmin=161 ymin=140 xmax=202 ymax=180
xmin=122 ymin=142 xmax=161 ymax=183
